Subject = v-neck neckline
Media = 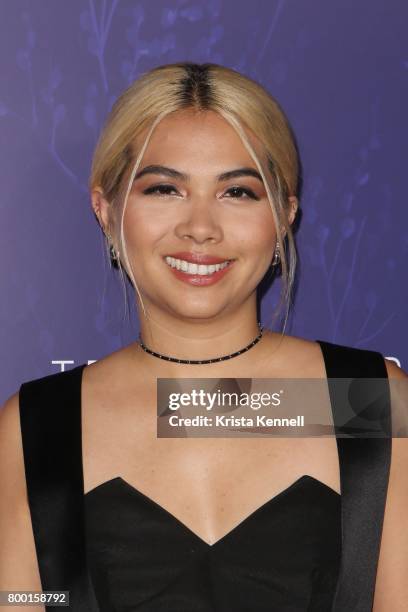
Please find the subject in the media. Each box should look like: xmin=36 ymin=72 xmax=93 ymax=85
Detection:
xmin=84 ymin=473 xmax=339 ymax=548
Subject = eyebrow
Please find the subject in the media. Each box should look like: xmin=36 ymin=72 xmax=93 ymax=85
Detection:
xmin=133 ymin=164 xmax=263 ymax=184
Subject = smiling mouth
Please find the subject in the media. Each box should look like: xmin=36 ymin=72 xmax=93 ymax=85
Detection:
xmin=164 ymin=256 xmax=235 ymax=276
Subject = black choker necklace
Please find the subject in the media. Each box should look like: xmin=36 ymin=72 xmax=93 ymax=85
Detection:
xmin=138 ymin=323 xmax=264 ymax=364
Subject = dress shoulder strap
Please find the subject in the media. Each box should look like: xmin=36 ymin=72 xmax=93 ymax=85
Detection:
xmin=316 ymin=340 xmax=392 ymax=612
xmin=19 ymin=363 xmax=98 ymax=612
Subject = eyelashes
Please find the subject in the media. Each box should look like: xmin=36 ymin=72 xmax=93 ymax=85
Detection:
xmin=142 ymin=184 xmax=179 ymax=196
xmin=225 ymin=186 xmax=260 ymax=201
xmin=141 ymin=184 xmax=260 ymax=201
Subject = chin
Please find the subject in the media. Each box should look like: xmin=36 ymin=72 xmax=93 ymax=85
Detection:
xmin=165 ymin=302 xmax=227 ymax=321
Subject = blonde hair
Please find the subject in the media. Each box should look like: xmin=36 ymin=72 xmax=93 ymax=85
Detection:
xmin=89 ymin=62 xmax=299 ymax=335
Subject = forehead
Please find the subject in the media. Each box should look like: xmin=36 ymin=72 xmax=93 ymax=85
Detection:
xmin=133 ymin=109 xmax=265 ymax=170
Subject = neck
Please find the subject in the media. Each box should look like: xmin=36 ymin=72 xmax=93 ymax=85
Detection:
xmin=134 ymin=314 xmax=269 ymax=378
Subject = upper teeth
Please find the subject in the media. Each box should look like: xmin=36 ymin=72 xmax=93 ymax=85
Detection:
xmin=165 ymin=256 xmax=231 ymax=275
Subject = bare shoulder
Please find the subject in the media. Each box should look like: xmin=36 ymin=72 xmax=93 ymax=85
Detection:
xmin=80 ymin=342 xmax=149 ymax=438
xmin=260 ymin=332 xmax=326 ymax=377
xmin=82 ymin=342 xmax=143 ymax=398
xmin=372 ymin=359 xmax=408 ymax=609
xmin=383 ymin=358 xmax=408 ymax=478
xmin=268 ymin=333 xmax=408 ymax=379
xmin=0 ymin=391 xmax=27 ymax=505
xmin=383 ymin=358 xmax=408 ymax=379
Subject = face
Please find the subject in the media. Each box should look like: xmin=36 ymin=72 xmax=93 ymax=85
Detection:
xmin=94 ymin=109 xmax=297 ymax=323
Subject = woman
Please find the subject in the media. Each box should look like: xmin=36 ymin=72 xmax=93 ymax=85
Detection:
xmin=1 ymin=63 xmax=407 ymax=612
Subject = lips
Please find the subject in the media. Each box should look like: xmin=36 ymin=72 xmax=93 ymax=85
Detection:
xmin=164 ymin=251 xmax=234 ymax=265
xmin=165 ymin=257 xmax=236 ymax=286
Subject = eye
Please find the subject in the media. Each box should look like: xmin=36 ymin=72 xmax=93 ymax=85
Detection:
xmin=142 ymin=184 xmax=180 ymax=196
xmin=223 ymin=186 xmax=259 ymax=201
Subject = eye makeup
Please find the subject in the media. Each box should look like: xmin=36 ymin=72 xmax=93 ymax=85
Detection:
xmin=140 ymin=183 xmax=261 ymax=201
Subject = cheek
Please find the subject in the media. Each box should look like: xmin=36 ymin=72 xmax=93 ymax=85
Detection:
xmin=233 ymin=215 xmax=276 ymax=252
xmin=123 ymin=206 xmax=168 ymax=248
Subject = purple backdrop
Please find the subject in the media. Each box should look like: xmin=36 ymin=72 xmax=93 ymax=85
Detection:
xmin=1 ymin=0 xmax=407 ymax=402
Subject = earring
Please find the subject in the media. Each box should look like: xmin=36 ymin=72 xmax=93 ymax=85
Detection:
xmin=271 ymin=243 xmax=280 ymax=267
xmin=105 ymin=231 xmax=120 ymax=264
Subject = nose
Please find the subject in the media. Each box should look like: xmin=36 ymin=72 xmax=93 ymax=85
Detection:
xmin=174 ymin=197 xmax=223 ymax=244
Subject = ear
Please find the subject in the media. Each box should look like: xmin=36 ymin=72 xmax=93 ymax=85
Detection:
xmin=287 ymin=196 xmax=299 ymax=226
xmin=91 ymin=187 xmax=112 ymax=235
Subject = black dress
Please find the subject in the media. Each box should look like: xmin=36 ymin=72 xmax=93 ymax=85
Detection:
xmin=18 ymin=340 xmax=392 ymax=612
